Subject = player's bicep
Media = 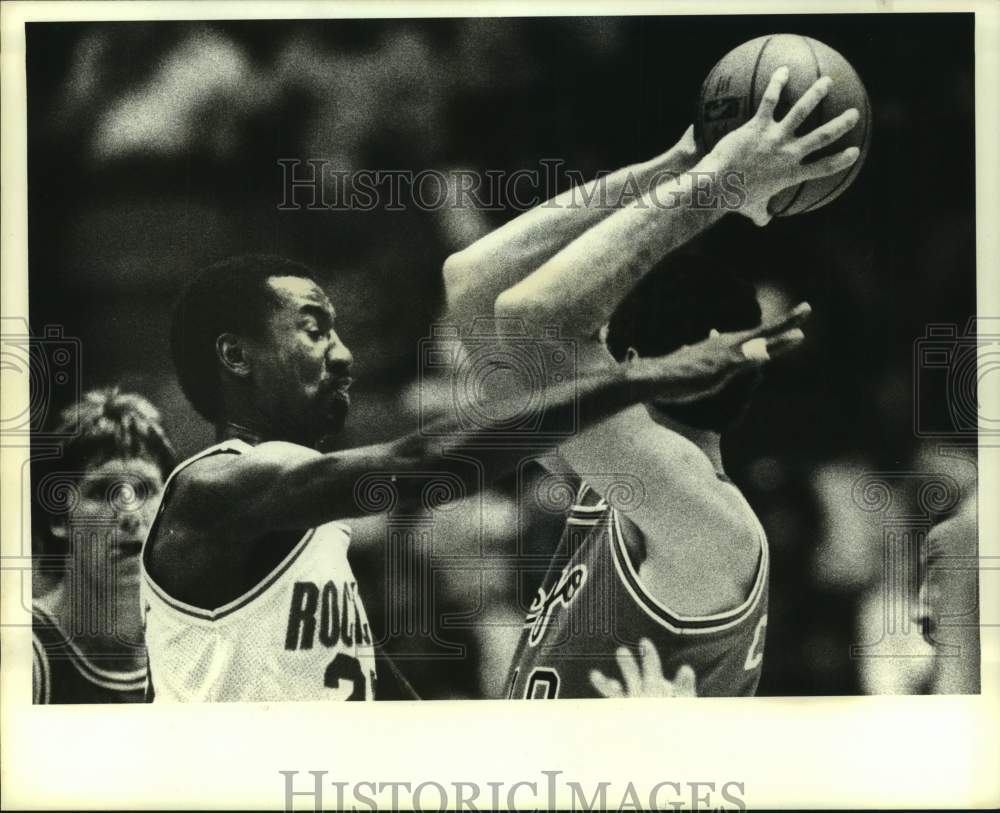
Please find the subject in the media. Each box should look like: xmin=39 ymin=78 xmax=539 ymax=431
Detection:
xmin=172 ymin=441 xmax=382 ymax=535
xmin=168 ymin=443 xmax=312 ymax=531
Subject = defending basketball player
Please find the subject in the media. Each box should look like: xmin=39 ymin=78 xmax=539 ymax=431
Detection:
xmin=444 ymin=67 xmax=859 ymax=697
xmin=143 ymin=254 xmax=806 ymax=702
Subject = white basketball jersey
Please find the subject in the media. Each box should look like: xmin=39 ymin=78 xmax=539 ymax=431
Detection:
xmin=140 ymin=439 xmax=376 ymax=702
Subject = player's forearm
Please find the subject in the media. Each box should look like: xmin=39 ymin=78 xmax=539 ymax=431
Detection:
xmin=494 ymin=155 xmax=730 ymax=338
xmin=258 ymin=368 xmax=660 ymax=527
xmin=251 ymin=363 xmax=670 ymax=527
xmin=443 ymin=140 xmax=699 ymax=326
xmin=391 ymin=349 xmax=728 ymax=493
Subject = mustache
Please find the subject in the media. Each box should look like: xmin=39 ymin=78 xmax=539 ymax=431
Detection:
xmin=321 ymin=372 xmax=354 ymax=393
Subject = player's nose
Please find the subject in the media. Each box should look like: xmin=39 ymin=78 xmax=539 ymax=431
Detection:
xmin=326 ymin=330 xmax=353 ymax=371
xmin=118 ymin=510 xmax=143 ymax=538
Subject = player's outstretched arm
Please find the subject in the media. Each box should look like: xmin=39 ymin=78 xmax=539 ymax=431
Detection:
xmin=590 ymin=639 xmax=697 ymax=698
xmin=442 ymin=128 xmax=702 ymax=328
xmin=494 ymin=68 xmax=859 ymax=341
xmin=169 ymin=307 xmax=807 ymax=540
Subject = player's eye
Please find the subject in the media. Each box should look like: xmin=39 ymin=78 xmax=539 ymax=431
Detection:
xmin=82 ymin=483 xmax=105 ymax=500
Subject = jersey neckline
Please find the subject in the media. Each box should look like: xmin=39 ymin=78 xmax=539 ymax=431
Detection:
xmin=32 ymin=603 xmax=147 ymax=689
xmin=140 ymin=439 xmax=349 ymax=623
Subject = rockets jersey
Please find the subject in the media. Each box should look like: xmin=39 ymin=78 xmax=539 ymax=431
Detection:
xmin=140 ymin=439 xmax=376 ymax=703
xmin=32 ymin=605 xmax=146 ymax=704
xmin=506 ymin=480 xmax=769 ymax=699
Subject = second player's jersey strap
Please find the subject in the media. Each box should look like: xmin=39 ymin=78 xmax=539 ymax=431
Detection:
xmin=609 ymin=509 xmax=768 ymax=635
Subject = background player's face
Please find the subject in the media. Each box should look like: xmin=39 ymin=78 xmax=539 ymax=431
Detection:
xmin=250 ymin=275 xmax=354 ymax=445
xmin=51 ymin=456 xmax=165 ymax=643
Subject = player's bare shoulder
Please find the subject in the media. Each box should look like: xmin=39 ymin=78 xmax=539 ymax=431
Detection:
xmin=166 ymin=441 xmax=319 ymax=527
xmin=145 ymin=440 xmax=321 ymax=593
xmin=629 ymin=474 xmax=765 ymax=617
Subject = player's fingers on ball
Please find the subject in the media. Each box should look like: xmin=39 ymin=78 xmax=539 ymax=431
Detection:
xmin=754 ymin=66 xmax=789 ymax=121
xmin=616 ymin=646 xmax=642 ymax=694
xmin=764 ymin=328 xmax=806 ymax=358
xmin=780 ymin=75 xmax=833 ymax=134
xmin=795 ymin=107 xmax=859 ymax=156
xmin=756 ymin=302 xmax=812 ymax=338
xmin=739 ymin=337 xmax=770 ymax=363
xmin=679 ymin=123 xmax=697 ymax=149
xmin=739 ymin=303 xmax=809 ymax=347
xmin=739 ymin=198 xmax=772 ymax=227
xmin=637 ymin=637 xmax=664 ymax=683
xmin=590 ymin=670 xmax=624 ymax=698
xmin=674 ymin=665 xmax=697 ymax=697
xmin=800 ymin=146 xmax=861 ymax=181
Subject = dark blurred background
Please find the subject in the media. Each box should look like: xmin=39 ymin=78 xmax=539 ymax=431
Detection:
xmin=27 ymin=14 xmax=977 ymax=697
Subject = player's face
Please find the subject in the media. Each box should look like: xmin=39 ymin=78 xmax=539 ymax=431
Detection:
xmin=53 ymin=456 xmax=165 ymax=642
xmin=251 ymin=276 xmax=354 ymax=445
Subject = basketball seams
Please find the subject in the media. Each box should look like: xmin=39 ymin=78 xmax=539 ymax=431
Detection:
xmin=693 ymin=61 xmax=719 ymax=152
xmin=749 ymin=35 xmax=808 ymax=216
xmin=803 ymin=82 xmax=871 ymax=213
xmin=771 ymin=34 xmax=822 ymax=217
xmin=698 ymin=34 xmax=870 ymax=218
xmin=748 ymin=34 xmax=774 ymax=124
xmin=798 ymin=37 xmax=869 ymax=214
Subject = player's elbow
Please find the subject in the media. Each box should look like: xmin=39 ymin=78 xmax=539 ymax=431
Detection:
xmin=442 ymin=250 xmax=473 ymax=314
xmin=495 ymin=287 xmax=577 ymax=337
xmin=494 ymin=287 xmax=543 ymax=322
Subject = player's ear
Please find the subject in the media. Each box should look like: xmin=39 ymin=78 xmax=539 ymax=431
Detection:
xmin=625 ymin=346 xmax=640 ymax=364
xmin=216 ymin=332 xmax=252 ymax=378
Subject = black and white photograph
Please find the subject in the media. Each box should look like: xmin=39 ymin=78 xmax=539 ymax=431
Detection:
xmin=1 ymin=1 xmax=997 ymax=810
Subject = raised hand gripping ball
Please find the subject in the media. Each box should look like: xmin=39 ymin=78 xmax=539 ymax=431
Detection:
xmin=695 ymin=34 xmax=872 ymax=216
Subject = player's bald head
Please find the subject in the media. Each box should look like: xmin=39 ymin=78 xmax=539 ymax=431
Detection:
xmin=170 ymin=254 xmax=325 ymax=422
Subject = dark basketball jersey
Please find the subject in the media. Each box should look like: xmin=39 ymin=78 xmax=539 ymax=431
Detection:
xmin=506 ymin=481 xmax=769 ymax=699
xmin=32 ymin=605 xmax=147 ymax=704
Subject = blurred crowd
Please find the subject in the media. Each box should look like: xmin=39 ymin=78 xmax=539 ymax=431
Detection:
xmin=27 ymin=16 xmax=978 ymax=698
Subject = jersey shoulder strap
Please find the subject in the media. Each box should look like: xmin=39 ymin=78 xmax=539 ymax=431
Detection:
xmin=143 ymin=437 xmax=253 ymax=562
xmin=31 ymin=603 xmax=147 ymax=698
xmin=161 ymin=437 xmax=253 ymax=492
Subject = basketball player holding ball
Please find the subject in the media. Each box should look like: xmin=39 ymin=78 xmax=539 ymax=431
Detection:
xmin=143 ymin=256 xmax=805 ymax=702
xmin=445 ymin=52 xmax=868 ymax=698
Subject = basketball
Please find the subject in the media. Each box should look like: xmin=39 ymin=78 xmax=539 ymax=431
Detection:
xmin=694 ymin=34 xmax=871 ymax=217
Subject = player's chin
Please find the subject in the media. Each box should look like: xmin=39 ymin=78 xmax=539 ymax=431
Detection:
xmin=111 ymin=545 xmax=143 ymax=582
xmin=320 ymin=394 xmax=350 ymax=432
